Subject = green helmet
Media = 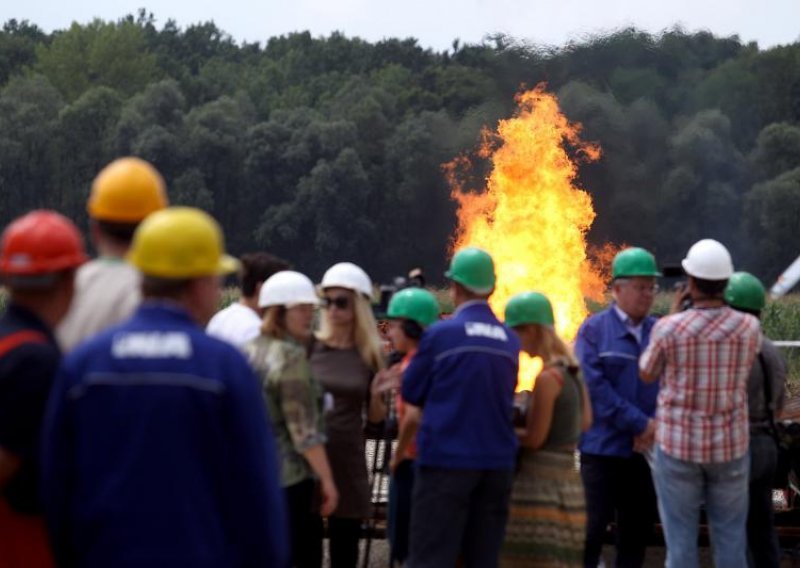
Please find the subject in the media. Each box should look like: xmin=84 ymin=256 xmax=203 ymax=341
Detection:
xmin=612 ymin=247 xmax=661 ymax=279
xmin=445 ymin=247 xmax=496 ymax=294
xmin=724 ymin=272 xmax=766 ymax=312
xmin=387 ymin=287 xmax=440 ymax=327
xmin=504 ymin=291 xmax=555 ymax=328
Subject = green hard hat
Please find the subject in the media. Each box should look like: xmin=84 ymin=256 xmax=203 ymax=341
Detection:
xmin=724 ymin=271 xmax=766 ymax=312
xmin=505 ymin=291 xmax=555 ymax=328
xmin=612 ymin=247 xmax=661 ymax=279
xmin=387 ymin=287 xmax=440 ymax=327
xmin=445 ymin=247 xmax=496 ymax=294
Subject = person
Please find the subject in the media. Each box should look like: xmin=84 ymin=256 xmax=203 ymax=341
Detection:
xmin=640 ymin=239 xmax=761 ymax=568
xmin=402 ymin=247 xmax=520 ymax=568
xmin=574 ymin=246 xmax=661 ymax=568
xmin=41 ymin=207 xmax=289 ymax=568
xmin=384 ymin=287 xmax=440 ymax=566
xmin=243 ymin=270 xmax=338 ymax=568
xmin=207 ymin=252 xmax=290 ymax=348
xmin=0 ymin=211 xmax=88 ymax=568
xmin=500 ymin=291 xmax=593 ymax=567
xmin=57 ymin=157 xmax=168 ymax=351
xmin=309 ymin=262 xmax=388 ymax=568
xmin=724 ymin=272 xmax=787 ymax=568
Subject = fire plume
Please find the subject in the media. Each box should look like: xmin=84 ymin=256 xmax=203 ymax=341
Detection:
xmin=447 ymin=85 xmax=608 ymax=391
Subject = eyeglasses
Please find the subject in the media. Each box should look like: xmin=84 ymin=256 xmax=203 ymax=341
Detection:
xmin=323 ymin=296 xmax=351 ymax=310
xmin=623 ymin=282 xmax=660 ymax=294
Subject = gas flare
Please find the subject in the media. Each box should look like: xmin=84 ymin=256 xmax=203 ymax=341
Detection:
xmin=447 ymin=84 xmax=608 ymax=391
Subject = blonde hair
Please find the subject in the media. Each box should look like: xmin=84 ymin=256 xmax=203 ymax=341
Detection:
xmin=527 ymin=324 xmax=579 ymax=368
xmin=317 ymin=291 xmax=385 ymax=372
xmin=261 ymin=306 xmax=287 ymax=340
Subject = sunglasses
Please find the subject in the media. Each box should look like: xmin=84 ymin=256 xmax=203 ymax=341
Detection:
xmin=323 ymin=296 xmax=351 ymax=310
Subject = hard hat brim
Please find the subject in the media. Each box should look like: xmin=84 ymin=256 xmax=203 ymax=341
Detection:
xmin=217 ymin=255 xmax=241 ymax=276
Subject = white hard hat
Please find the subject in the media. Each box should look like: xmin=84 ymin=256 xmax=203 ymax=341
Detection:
xmin=320 ymin=262 xmax=373 ymax=298
xmin=681 ymin=239 xmax=734 ymax=280
xmin=259 ymin=271 xmax=320 ymax=308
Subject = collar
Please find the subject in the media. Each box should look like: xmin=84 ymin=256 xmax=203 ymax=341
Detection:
xmin=137 ymin=300 xmax=197 ymax=325
xmin=610 ymin=303 xmax=649 ymax=339
xmin=453 ymin=299 xmax=490 ymax=316
xmin=7 ymin=302 xmax=55 ymax=340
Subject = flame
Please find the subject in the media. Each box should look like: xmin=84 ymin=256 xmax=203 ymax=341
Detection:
xmin=447 ymin=84 xmax=609 ymax=391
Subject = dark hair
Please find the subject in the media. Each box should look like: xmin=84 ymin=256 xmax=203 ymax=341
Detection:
xmin=142 ymin=276 xmax=192 ymax=299
xmin=239 ymin=252 xmax=290 ymax=297
xmin=96 ymin=220 xmax=140 ymax=244
xmin=692 ymin=277 xmax=728 ymax=298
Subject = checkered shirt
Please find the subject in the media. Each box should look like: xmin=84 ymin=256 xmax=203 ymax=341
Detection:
xmin=639 ymin=306 xmax=761 ymax=463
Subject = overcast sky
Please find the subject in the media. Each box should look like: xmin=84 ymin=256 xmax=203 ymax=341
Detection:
xmin=6 ymin=0 xmax=800 ymax=51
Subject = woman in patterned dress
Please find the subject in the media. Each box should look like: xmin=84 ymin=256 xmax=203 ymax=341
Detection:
xmin=501 ymin=292 xmax=593 ymax=568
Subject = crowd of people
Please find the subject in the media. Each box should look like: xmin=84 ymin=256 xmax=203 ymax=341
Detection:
xmin=0 ymin=156 xmax=790 ymax=568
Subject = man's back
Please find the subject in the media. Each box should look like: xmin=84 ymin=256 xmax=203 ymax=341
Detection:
xmin=43 ymin=303 xmax=288 ymax=568
xmin=56 ymin=259 xmax=141 ymax=352
xmin=642 ymin=306 xmax=761 ymax=463
xmin=402 ymin=300 xmax=520 ymax=470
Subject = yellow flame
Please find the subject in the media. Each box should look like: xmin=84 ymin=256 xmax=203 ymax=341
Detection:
xmin=448 ymin=85 xmax=608 ymax=391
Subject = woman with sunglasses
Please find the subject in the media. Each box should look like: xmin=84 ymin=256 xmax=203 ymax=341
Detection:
xmin=500 ymin=292 xmax=592 ymax=568
xmin=244 ymin=271 xmax=338 ymax=568
xmin=310 ymin=262 xmax=388 ymax=568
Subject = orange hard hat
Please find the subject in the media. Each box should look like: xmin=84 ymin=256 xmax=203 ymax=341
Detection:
xmin=0 ymin=210 xmax=88 ymax=275
xmin=88 ymin=157 xmax=168 ymax=223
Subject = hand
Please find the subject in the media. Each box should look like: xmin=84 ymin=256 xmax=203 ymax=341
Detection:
xmin=389 ymin=454 xmax=401 ymax=474
xmin=670 ymin=283 xmax=691 ymax=314
xmin=371 ymin=364 xmax=402 ymax=396
xmin=319 ymin=478 xmax=339 ymax=517
xmin=633 ymin=419 xmax=656 ymax=453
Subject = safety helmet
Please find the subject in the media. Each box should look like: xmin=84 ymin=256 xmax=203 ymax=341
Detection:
xmin=0 ymin=210 xmax=88 ymax=275
xmin=387 ymin=288 xmax=440 ymax=327
xmin=612 ymin=247 xmax=661 ymax=279
xmin=88 ymin=157 xmax=168 ymax=223
xmin=724 ymin=272 xmax=766 ymax=312
xmin=445 ymin=247 xmax=496 ymax=294
xmin=681 ymin=239 xmax=733 ymax=280
xmin=320 ymin=262 xmax=373 ymax=298
xmin=504 ymin=291 xmax=555 ymax=328
xmin=259 ymin=271 xmax=320 ymax=308
xmin=127 ymin=207 xmax=239 ymax=278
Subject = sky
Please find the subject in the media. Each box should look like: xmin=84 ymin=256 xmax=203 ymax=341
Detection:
xmin=5 ymin=0 xmax=800 ymax=51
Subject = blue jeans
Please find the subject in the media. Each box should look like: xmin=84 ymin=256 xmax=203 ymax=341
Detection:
xmin=653 ymin=445 xmax=749 ymax=568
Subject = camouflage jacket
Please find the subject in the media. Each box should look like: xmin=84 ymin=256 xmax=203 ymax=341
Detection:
xmin=245 ymin=335 xmax=326 ymax=487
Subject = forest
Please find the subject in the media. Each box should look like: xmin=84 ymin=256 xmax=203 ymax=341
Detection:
xmin=1 ymin=11 xmax=799 ymax=284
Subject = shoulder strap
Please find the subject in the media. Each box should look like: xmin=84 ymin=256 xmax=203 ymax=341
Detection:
xmin=0 ymin=329 xmax=48 ymax=358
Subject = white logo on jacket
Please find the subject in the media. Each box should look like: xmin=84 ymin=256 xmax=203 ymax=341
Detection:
xmin=112 ymin=332 xmax=193 ymax=359
xmin=464 ymin=322 xmax=509 ymax=342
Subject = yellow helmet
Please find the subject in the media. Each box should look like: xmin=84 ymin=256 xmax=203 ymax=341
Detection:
xmin=127 ymin=207 xmax=240 ymax=278
xmin=88 ymin=157 xmax=168 ymax=223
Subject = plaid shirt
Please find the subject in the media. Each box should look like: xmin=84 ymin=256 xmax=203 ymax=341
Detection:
xmin=639 ymin=306 xmax=761 ymax=463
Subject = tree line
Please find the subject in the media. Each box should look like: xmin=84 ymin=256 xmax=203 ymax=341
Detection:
xmin=1 ymin=11 xmax=799 ymax=284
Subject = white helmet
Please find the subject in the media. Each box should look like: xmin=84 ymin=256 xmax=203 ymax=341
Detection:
xmin=259 ymin=271 xmax=320 ymax=308
xmin=320 ymin=262 xmax=373 ymax=298
xmin=681 ymin=239 xmax=734 ymax=280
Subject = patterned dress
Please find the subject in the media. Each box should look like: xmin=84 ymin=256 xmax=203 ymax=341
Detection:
xmin=501 ymin=363 xmax=587 ymax=567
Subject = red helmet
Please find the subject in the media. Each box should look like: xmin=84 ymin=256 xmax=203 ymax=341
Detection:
xmin=0 ymin=210 xmax=88 ymax=275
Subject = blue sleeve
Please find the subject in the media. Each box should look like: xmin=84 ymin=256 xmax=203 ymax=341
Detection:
xmin=575 ymin=322 xmax=649 ymax=436
xmin=41 ymin=359 xmax=78 ymax=568
xmin=223 ymin=352 xmax=290 ymax=568
xmin=401 ymin=329 xmax=437 ymax=407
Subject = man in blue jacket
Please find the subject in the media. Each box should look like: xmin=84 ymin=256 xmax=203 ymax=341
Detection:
xmin=42 ymin=207 xmax=289 ymax=568
xmin=402 ymin=247 xmax=520 ymax=568
xmin=575 ymin=247 xmax=660 ymax=568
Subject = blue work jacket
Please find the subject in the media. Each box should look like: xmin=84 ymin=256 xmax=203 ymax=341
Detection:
xmin=575 ymin=305 xmax=658 ymax=457
xmin=41 ymin=303 xmax=289 ymax=568
xmin=402 ymin=300 xmax=520 ymax=470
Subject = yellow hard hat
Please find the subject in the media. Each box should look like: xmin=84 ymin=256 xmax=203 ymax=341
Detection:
xmin=88 ymin=157 xmax=168 ymax=223
xmin=127 ymin=207 xmax=240 ymax=278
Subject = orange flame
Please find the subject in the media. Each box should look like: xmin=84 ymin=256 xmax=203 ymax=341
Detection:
xmin=447 ymin=84 xmax=609 ymax=391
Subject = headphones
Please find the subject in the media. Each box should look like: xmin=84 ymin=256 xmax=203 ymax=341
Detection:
xmin=402 ymin=319 xmax=424 ymax=340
